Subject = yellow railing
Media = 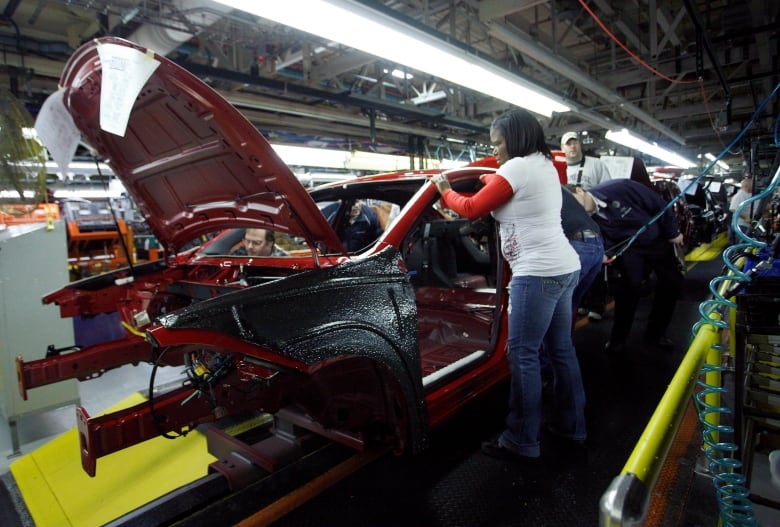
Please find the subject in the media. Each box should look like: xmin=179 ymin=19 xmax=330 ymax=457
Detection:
xmin=599 ymin=312 xmax=722 ymax=526
xmin=599 ymin=255 xmax=752 ymax=526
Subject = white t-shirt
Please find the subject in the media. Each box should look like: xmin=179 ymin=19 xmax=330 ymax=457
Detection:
xmin=565 ymin=156 xmax=612 ymax=189
xmin=492 ymin=153 xmax=581 ymax=277
xmin=729 ymin=189 xmax=754 ymax=227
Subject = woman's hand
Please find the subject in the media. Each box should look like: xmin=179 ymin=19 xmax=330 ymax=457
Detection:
xmin=432 ymin=173 xmax=451 ymax=194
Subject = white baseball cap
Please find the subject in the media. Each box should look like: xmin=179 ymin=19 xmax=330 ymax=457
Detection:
xmin=561 ymin=131 xmax=579 ymax=146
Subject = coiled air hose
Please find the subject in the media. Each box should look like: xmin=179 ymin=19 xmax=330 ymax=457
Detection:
xmin=693 ymin=81 xmax=780 ymax=527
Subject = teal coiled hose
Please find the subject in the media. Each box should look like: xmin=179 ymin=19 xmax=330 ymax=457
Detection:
xmin=693 ymin=81 xmax=780 ymax=526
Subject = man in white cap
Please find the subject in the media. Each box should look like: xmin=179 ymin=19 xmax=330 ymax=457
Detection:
xmin=561 ymin=131 xmax=612 ymax=190
xmin=561 ymin=131 xmax=613 ymax=322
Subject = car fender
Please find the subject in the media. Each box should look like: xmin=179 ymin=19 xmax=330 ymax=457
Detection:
xmin=150 ymin=247 xmax=428 ymax=452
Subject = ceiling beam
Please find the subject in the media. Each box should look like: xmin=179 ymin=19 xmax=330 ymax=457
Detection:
xmin=311 ymin=49 xmax=377 ymax=81
xmin=487 ymin=21 xmax=686 ymax=144
xmin=590 ymin=0 xmax=649 ymax=55
xmin=478 ymin=0 xmax=547 ymax=21
xmin=2 ymin=0 xmax=22 ymax=19
xmin=221 ymin=90 xmax=489 ymax=144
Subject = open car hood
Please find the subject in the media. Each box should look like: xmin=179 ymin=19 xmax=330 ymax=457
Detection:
xmin=56 ymin=36 xmax=345 ymax=253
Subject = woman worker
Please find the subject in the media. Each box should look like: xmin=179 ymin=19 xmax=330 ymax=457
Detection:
xmin=433 ymin=108 xmax=586 ymax=464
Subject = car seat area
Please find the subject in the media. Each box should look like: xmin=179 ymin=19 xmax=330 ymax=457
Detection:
xmin=405 ymin=218 xmax=494 ymax=289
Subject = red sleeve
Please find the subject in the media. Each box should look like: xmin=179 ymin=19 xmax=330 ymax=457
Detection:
xmin=440 ymin=175 xmax=514 ymax=219
xmin=551 ymin=150 xmax=567 ymax=184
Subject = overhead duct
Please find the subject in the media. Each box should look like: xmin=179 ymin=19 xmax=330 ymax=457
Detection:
xmin=487 ymin=22 xmax=686 ymax=146
xmin=126 ymin=0 xmax=233 ymax=57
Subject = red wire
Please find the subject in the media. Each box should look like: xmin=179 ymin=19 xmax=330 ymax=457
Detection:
xmin=577 ymin=0 xmax=699 ymax=85
xmin=577 ymin=0 xmax=730 ymax=147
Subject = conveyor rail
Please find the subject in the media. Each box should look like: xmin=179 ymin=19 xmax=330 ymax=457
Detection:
xmin=105 ymin=412 xmax=387 ymax=526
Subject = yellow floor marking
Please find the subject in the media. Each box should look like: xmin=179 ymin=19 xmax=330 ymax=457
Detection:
xmin=685 ymin=233 xmax=728 ymax=263
xmin=10 ymin=392 xmax=216 ymax=527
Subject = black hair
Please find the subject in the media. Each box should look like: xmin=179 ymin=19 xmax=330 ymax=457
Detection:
xmin=490 ymin=109 xmax=552 ymax=160
xmin=245 ymin=228 xmax=275 ymax=243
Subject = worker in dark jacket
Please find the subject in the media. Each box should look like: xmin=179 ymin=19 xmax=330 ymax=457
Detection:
xmin=322 ymin=199 xmax=384 ymax=252
xmin=561 ymin=186 xmax=604 ymax=316
xmin=568 ymin=180 xmax=685 ymax=354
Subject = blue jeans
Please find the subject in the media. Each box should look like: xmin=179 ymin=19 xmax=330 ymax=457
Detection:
xmin=570 ymin=237 xmax=605 ymax=313
xmin=499 ymin=271 xmax=587 ymax=457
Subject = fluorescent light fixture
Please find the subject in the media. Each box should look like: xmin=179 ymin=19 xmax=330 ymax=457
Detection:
xmin=271 ymin=143 xmax=467 ymax=172
xmin=605 ymin=129 xmax=696 ymax=169
xmin=213 ymin=0 xmax=570 ymax=117
xmin=703 ymin=153 xmax=729 ymax=171
xmin=271 ymin=144 xmax=350 ymax=168
xmin=348 ymin=150 xmax=410 ymax=171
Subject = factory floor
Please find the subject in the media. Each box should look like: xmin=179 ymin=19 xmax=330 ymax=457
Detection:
xmin=2 ymin=241 xmax=780 ymax=526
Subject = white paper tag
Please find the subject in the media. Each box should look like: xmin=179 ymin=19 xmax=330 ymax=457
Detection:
xmin=97 ymin=42 xmax=160 ymax=137
xmin=34 ymin=88 xmax=80 ymax=175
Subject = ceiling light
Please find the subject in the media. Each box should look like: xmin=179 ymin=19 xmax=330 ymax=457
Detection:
xmin=270 ymin=144 xmax=467 ymax=172
xmin=348 ymin=150 xmax=411 ymax=171
xmin=213 ymin=0 xmax=570 ymax=117
xmin=703 ymin=153 xmax=730 ymax=171
xmin=605 ymin=129 xmax=696 ymax=169
xmin=271 ymin=144 xmax=349 ymax=168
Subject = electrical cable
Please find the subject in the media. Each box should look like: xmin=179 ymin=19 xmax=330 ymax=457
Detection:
xmin=578 ymin=0 xmax=735 ymax=155
xmin=774 ymin=112 xmax=780 ymax=148
xmin=149 ymin=347 xmax=184 ymax=440
xmin=605 ymin=82 xmax=780 ymax=260
xmin=576 ymin=0 xmax=699 ymax=85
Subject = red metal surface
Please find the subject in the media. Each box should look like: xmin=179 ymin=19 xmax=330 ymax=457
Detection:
xmin=42 ymin=265 xmax=184 ymax=319
xmin=26 ymin=35 xmax=519 ymax=479
xmin=16 ymin=336 xmax=151 ymax=399
xmin=76 ymin=367 xmax=281 ymax=477
xmin=59 ymin=36 xmax=345 ymax=255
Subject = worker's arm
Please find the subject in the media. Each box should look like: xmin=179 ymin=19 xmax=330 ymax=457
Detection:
xmin=435 ymin=174 xmax=513 ymax=219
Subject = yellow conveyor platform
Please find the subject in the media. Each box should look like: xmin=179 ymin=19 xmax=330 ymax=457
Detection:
xmin=10 ymin=392 xmax=216 ymax=527
xmin=685 ymin=232 xmax=728 ymax=263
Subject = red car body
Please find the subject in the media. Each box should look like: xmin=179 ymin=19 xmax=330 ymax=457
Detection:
xmin=19 ymin=37 xmax=511 ymax=476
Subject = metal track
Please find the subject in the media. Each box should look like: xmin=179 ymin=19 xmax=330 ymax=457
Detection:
xmin=105 ymin=412 xmax=387 ymax=527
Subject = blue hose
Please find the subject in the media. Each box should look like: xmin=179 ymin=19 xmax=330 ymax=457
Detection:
xmin=693 ymin=82 xmax=780 ymax=526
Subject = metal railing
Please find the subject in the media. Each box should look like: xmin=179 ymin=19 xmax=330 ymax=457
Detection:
xmin=599 ymin=311 xmax=721 ymax=526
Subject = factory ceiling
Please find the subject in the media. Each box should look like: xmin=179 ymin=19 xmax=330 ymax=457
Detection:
xmin=0 ymin=0 xmax=778 ymax=174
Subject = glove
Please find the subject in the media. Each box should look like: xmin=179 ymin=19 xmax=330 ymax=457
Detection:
xmin=432 ymin=173 xmax=451 ymax=194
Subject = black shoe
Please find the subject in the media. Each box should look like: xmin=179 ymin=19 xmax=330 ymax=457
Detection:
xmin=481 ymin=440 xmax=542 ymax=466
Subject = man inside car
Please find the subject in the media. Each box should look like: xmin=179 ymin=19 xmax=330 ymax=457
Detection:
xmin=322 ymin=199 xmax=384 ymax=252
xmin=234 ymin=228 xmax=287 ymax=256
